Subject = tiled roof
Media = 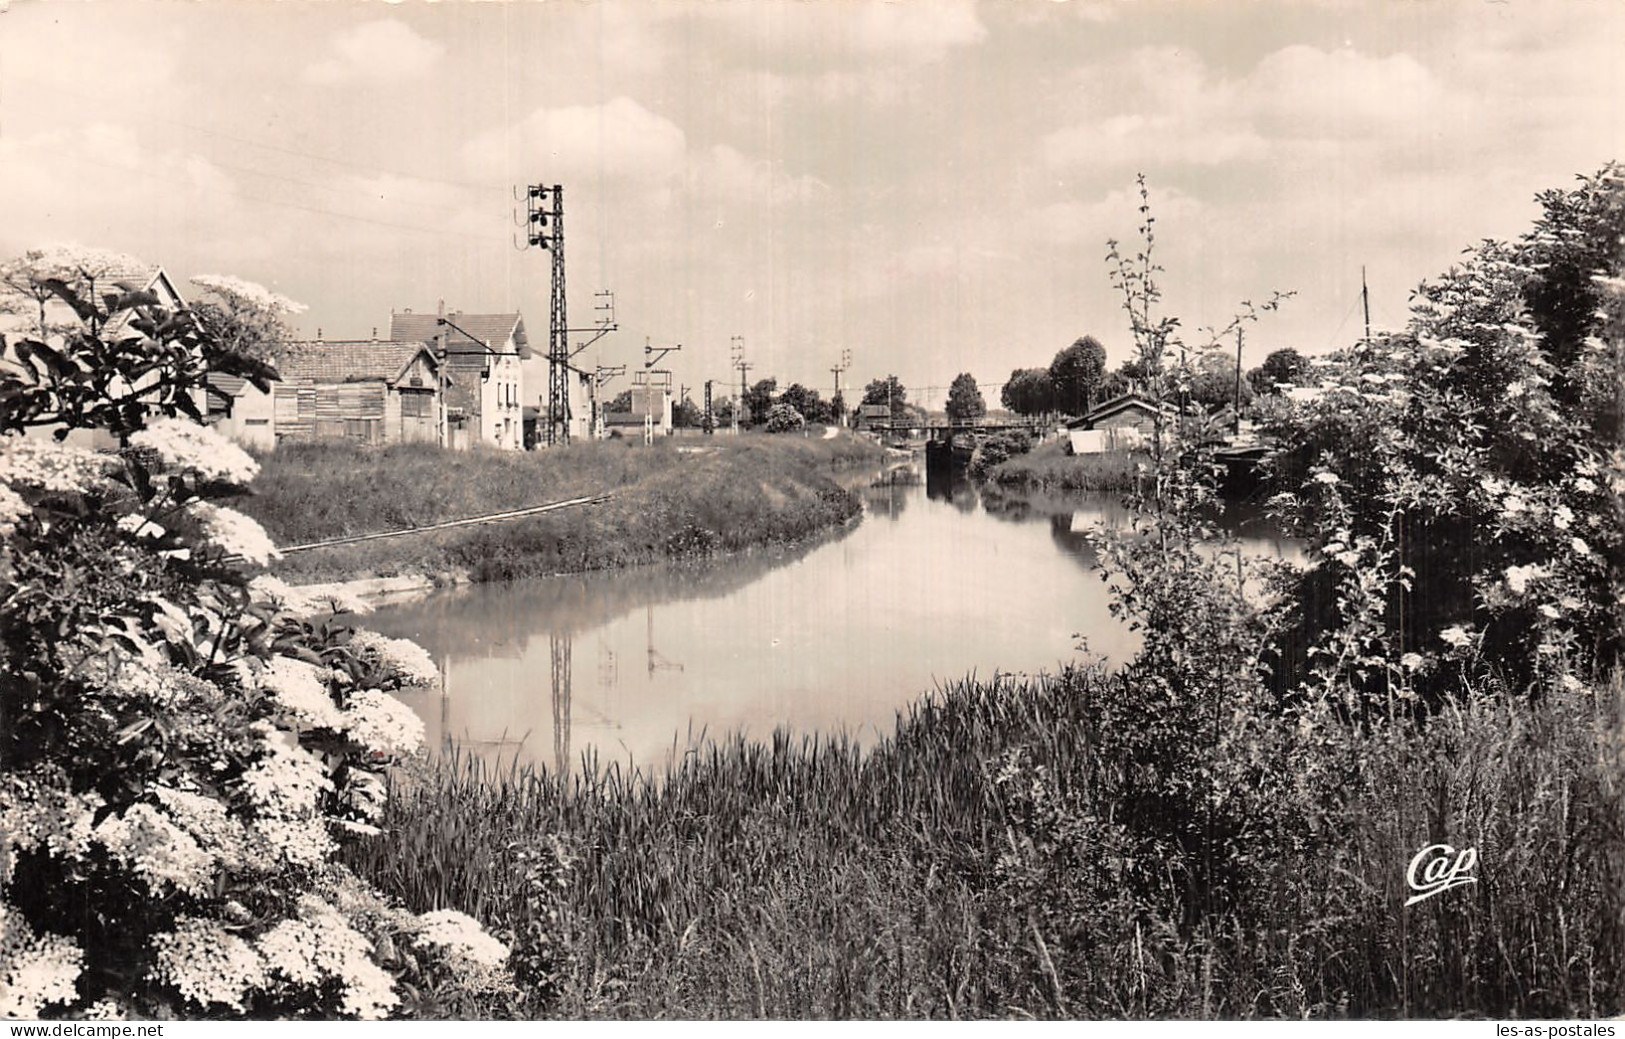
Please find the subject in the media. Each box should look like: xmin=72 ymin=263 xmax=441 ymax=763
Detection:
xmin=389 ymin=311 xmax=529 ymax=360
xmin=205 ymin=373 xmax=248 ymax=397
xmin=275 ymin=340 xmax=441 ymax=385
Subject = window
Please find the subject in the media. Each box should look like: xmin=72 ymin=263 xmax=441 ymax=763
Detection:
xmin=401 ymin=391 xmax=432 ymax=419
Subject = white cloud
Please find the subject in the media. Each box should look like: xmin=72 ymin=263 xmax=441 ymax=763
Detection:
xmin=303 ymin=19 xmax=445 ymax=86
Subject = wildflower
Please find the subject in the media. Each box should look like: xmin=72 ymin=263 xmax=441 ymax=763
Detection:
xmin=0 ymin=437 xmax=116 ymax=494
xmin=190 ymin=502 xmax=281 ymax=566
xmin=0 ymin=903 xmax=84 ymax=1018
xmin=129 ymin=418 xmax=260 ymax=485
xmin=1399 ymin=652 xmax=1424 ymax=670
xmin=341 ymin=689 xmax=425 ymax=758
xmin=149 ymin=917 xmax=266 ymax=1013
xmin=115 ymin=512 xmax=167 ymax=540
xmin=1553 ymin=504 xmax=1573 ymax=530
xmin=1574 ymin=476 xmax=1597 ymax=494
xmin=414 ymin=909 xmax=511 ymax=969
xmin=1439 ymin=625 xmax=1473 ymax=649
xmin=1504 ymin=563 xmax=1549 ymax=595
xmin=261 ymin=656 xmax=344 ymax=731
xmin=1 ymin=773 xmax=104 ymax=859
xmin=1539 ymin=603 xmax=1560 ymax=619
xmin=1571 ymin=537 xmax=1591 ymax=556
xmin=239 ymin=722 xmax=334 ymax=817
xmin=1561 ymin=674 xmax=1584 ymax=692
xmin=1312 ymin=470 xmax=1340 ymax=486
xmin=348 ymin=630 xmax=438 ymax=686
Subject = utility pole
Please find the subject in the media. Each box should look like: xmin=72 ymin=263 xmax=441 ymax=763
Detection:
xmin=436 ymin=298 xmax=448 ymax=448
xmin=830 ymin=348 xmax=851 ymax=427
xmin=1361 ymin=265 xmax=1372 ymax=348
xmin=523 ymin=183 xmax=569 ymax=446
xmin=731 ymin=336 xmax=750 ymax=432
xmin=703 ymin=380 xmax=714 ymax=435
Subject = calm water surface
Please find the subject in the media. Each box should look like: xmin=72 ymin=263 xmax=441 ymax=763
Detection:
xmin=365 ymin=462 xmax=1297 ymax=774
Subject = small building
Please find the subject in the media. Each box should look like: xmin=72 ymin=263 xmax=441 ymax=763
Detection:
xmin=1067 ymin=392 xmax=1174 ymax=455
xmin=272 ymin=339 xmax=447 ymax=446
xmin=204 ymin=373 xmax=276 ymax=451
xmin=390 ymin=311 xmax=529 ymax=451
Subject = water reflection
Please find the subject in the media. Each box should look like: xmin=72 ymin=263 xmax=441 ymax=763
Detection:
xmin=367 ymin=462 xmax=1298 ymax=773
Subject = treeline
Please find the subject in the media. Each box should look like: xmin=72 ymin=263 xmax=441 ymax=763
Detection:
xmin=1001 ymin=335 xmax=1315 ymax=419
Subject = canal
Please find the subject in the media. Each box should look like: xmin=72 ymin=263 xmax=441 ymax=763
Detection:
xmin=364 ymin=461 xmax=1299 ymax=775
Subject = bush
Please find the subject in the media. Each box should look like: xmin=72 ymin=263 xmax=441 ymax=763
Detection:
xmin=0 ymin=264 xmax=512 ymax=1018
xmin=764 ymin=403 xmax=805 ymax=433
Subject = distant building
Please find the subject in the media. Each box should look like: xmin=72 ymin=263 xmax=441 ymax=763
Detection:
xmin=272 ymin=339 xmax=447 ymax=446
xmin=390 ymin=311 xmax=528 ymax=451
xmin=1067 ymin=391 xmax=1174 ymax=454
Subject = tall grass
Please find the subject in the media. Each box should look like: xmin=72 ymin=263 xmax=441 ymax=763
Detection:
xmin=985 ymin=440 xmax=1144 ymax=491
xmin=347 ymin=668 xmax=1625 ymax=1019
xmin=239 ymin=434 xmax=882 ymax=583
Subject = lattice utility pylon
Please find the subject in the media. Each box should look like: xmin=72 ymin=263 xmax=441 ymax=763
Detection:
xmin=524 ymin=183 xmax=569 ymax=445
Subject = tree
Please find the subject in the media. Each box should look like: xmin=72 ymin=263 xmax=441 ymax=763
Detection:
xmin=672 ymin=396 xmax=702 ymax=428
xmin=1048 ymin=336 xmax=1108 ymax=416
xmin=779 ymin=383 xmax=826 ymax=425
xmin=1247 ymin=347 xmax=1309 ymax=394
xmin=1189 ymin=351 xmax=1256 ymax=413
xmin=861 ymin=375 xmax=908 ymax=423
xmin=828 ymin=391 xmax=846 ymax=427
xmin=607 ymin=389 xmax=634 ymax=413
xmin=0 ymin=245 xmax=150 ymax=338
xmin=945 ymin=372 xmax=986 ymax=424
xmin=712 ymin=395 xmax=735 ymax=427
xmin=189 ymin=274 xmax=307 ymax=365
xmin=743 ymin=378 xmax=778 ymax=426
xmin=1000 ymin=368 xmax=1055 ymax=417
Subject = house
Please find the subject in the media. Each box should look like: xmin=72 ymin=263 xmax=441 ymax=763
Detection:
xmin=390 ymin=311 xmax=528 ymax=451
xmin=271 ymin=339 xmax=447 ymax=446
xmin=1066 ymin=391 xmax=1175 ymax=455
xmin=203 ymin=373 xmax=276 ymax=451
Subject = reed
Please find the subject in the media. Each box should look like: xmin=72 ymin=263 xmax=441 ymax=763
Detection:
xmin=346 ymin=668 xmax=1624 ymax=1019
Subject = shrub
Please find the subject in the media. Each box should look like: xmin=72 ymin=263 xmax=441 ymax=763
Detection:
xmin=764 ymin=403 xmax=805 ymax=433
xmin=0 ymin=263 xmax=512 ymax=1018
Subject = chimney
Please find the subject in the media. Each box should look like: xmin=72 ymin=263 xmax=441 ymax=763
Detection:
xmin=371 ymin=327 xmax=378 ymax=340
xmin=316 ymin=327 xmax=323 ymax=341
xmin=403 ymin=307 xmax=413 ymax=315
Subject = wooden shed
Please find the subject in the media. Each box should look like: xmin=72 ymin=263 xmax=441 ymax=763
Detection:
xmin=272 ymin=339 xmax=447 ymax=446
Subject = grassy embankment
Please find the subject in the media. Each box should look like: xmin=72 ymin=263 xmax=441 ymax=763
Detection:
xmin=982 ymin=439 xmax=1144 ymax=491
xmin=349 ymin=667 xmax=1624 ymax=1019
xmin=239 ymin=432 xmax=882 ymax=584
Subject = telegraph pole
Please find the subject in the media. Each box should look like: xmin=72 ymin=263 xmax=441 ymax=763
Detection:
xmin=730 ymin=336 xmax=749 ymax=432
xmin=523 ymin=183 xmax=569 ymax=445
xmin=830 ymin=348 xmax=851 ymax=427
xmin=703 ymin=380 xmax=714 ymax=434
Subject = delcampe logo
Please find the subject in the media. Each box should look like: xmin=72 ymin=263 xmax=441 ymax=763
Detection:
xmin=1405 ymin=843 xmax=1478 ymax=907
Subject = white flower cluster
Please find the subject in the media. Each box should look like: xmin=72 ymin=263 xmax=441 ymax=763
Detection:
xmin=189 ymin=502 xmax=281 ymax=566
xmin=239 ymin=722 xmax=334 ymax=820
xmin=0 ymin=437 xmax=116 ymax=495
xmin=1 ymin=902 xmax=84 ymax=1018
xmin=1504 ymin=563 xmax=1551 ymax=596
xmin=189 ymin=274 xmax=309 ymax=316
xmin=149 ymin=900 xmax=403 ymax=1018
xmin=261 ymin=656 xmax=344 ymax=731
xmin=347 ymin=630 xmax=438 ymax=686
xmin=0 ymin=772 xmax=102 ymax=860
xmin=129 ymin=418 xmax=260 ymax=485
xmin=340 ymin=690 xmax=424 ymax=759
xmin=256 ymin=898 xmax=399 ymax=1020
xmin=413 ymin=909 xmax=511 ymax=969
xmin=0 ymin=483 xmax=26 ymax=535
xmin=148 ymin=918 xmax=264 ymax=1013
xmin=92 ymin=803 xmax=217 ymax=898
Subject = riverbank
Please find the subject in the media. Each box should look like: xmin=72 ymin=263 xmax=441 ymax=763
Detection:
xmin=349 ymin=666 xmax=1623 ymax=1019
xmin=240 ymin=434 xmax=883 ymax=585
xmin=982 ymin=439 xmax=1144 ymax=491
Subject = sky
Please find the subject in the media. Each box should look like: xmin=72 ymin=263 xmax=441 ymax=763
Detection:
xmin=2 ymin=0 xmax=1622 ymax=411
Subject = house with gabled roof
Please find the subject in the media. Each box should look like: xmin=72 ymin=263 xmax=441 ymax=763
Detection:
xmin=389 ymin=310 xmax=528 ymax=451
xmin=1066 ymin=390 xmax=1176 ymax=455
xmin=271 ymin=338 xmax=447 ymax=446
